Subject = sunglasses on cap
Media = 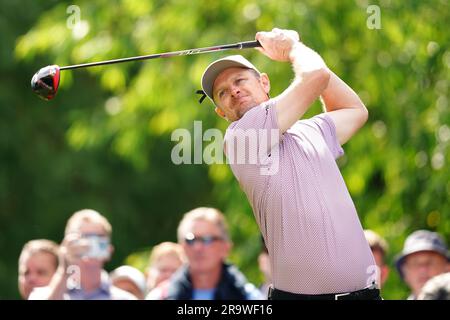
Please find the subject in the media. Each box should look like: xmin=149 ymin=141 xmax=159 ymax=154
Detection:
xmin=184 ymin=232 xmax=224 ymax=246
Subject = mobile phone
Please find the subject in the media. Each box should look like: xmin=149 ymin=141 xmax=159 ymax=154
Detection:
xmin=83 ymin=235 xmax=110 ymax=259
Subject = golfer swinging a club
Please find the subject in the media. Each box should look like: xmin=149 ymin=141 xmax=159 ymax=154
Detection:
xmin=200 ymin=28 xmax=381 ymax=300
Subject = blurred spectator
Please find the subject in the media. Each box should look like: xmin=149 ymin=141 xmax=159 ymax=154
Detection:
xmin=364 ymin=230 xmax=390 ymax=288
xmin=417 ymin=272 xmax=450 ymax=300
xmin=18 ymin=239 xmax=59 ymax=299
xmin=29 ymin=209 xmax=135 ymax=300
xmin=395 ymin=230 xmax=449 ymax=299
xmin=258 ymin=236 xmax=272 ymax=298
xmin=110 ymin=265 xmax=147 ymax=299
xmin=150 ymin=207 xmax=263 ymax=300
xmin=145 ymin=242 xmax=185 ymax=292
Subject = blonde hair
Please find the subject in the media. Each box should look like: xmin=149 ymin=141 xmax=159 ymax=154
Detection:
xmin=177 ymin=207 xmax=230 ymax=243
xmin=148 ymin=242 xmax=186 ymax=267
xmin=64 ymin=209 xmax=112 ymax=236
xmin=19 ymin=239 xmax=59 ymax=268
xmin=364 ymin=229 xmax=389 ymax=257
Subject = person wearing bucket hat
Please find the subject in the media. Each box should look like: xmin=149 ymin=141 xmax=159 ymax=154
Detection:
xmin=200 ymin=28 xmax=377 ymax=300
xmin=395 ymin=230 xmax=449 ymax=299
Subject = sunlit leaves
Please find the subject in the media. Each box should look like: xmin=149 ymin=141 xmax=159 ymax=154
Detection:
xmin=7 ymin=0 xmax=449 ymax=300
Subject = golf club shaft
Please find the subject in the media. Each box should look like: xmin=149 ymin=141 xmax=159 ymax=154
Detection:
xmin=59 ymin=40 xmax=261 ymax=71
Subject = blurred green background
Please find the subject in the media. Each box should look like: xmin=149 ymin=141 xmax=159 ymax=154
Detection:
xmin=0 ymin=0 xmax=448 ymax=299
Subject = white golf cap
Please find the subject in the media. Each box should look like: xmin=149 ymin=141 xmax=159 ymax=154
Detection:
xmin=201 ymin=55 xmax=260 ymax=103
xmin=110 ymin=265 xmax=147 ymax=295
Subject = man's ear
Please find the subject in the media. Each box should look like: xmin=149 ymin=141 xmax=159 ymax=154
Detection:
xmin=260 ymin=73 xmax=271 ymax=95
xmin=215 ymin=106 xmax=227 ymax=120
xmin=221 ymin=241 xmax=233 ymax=259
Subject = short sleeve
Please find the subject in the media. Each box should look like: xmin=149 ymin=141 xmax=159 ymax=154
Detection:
xmin=304 ymin=113 xmax=344 ymax=159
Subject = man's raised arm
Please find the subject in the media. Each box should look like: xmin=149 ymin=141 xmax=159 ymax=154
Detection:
xmin=256 ymin=28 xmax=331 ymax=134
xmin=320 ymin=71 xmax=369 ymax=145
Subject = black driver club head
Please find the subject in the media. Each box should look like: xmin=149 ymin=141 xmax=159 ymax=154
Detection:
xmin=31 ymin=65 xmax=60 ymax=100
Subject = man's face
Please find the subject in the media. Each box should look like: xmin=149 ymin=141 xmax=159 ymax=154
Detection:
xmin=18 ymin=252 xmax=57 ymax=299
xmin=213 ymin=67 xmax=270 ymax=122
xmin=181 ymin=220 xmax=230 ymax=275
xmin=148 ymin=255 xmax=183 ymax=288
xmin=402 ymin=251 xmax=449 ymax=296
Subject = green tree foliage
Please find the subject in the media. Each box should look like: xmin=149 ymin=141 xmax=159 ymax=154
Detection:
xmin=1 ymin=0 xmax=448 ymax=299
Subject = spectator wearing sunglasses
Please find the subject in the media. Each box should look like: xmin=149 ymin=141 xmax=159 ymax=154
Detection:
xmin=152 ymin=207 xmax=262 ymax=300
